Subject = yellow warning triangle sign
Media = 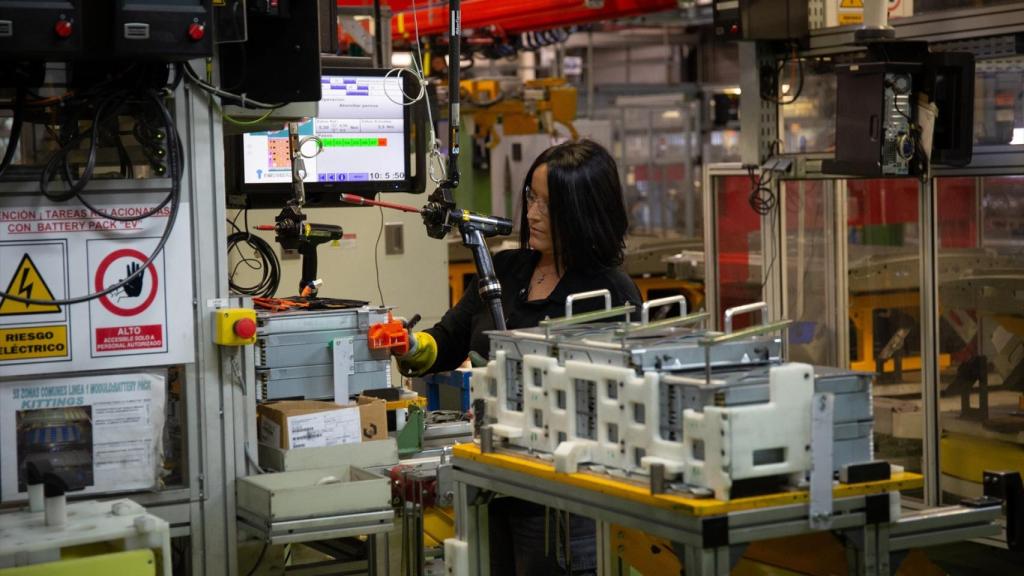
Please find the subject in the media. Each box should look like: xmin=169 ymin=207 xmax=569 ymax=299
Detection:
xmin=0 ymin=254 xmax=61 ymax=315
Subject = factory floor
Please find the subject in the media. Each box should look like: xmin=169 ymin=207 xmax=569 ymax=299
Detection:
xmin=732 ymin=539 xmax=1021 ymax=576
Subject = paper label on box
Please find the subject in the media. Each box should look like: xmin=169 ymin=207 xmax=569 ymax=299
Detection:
xmin=286 ymin=407 xmax=360 ymax=449
xmin=259 ymin=417 xmax=282 ymax=448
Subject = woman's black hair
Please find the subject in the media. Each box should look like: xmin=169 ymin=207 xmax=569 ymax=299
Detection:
xmin=519 ymin=139 xmax=628 ymax=273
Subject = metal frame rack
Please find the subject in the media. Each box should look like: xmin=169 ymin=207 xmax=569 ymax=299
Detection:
xmin=0 ymin=3 xmax=402 ymax=574
xmin=0 ymin=74 xmax=249 ymax=575
xmin=448 ymin=443 xmax=1000 ymax=576
xmin=701 ymin=0 xmax=1024 ymax=548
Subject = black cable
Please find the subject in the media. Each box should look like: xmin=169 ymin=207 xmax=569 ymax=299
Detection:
xmin=760 ymin=202 xmax=779 ymax=292
xmin=0 ymin=89 xmax=182 ymax=306
xmin=74 ymin=123 xmax=179 ymax=222
xmin=244 ymin=542 xmax=268 ymax=576
xmin=747 ymin=165 xmax=777 ymax=216
xmin=227 ymin=211 xmax=244 ymax=233
xmin=182 ymin=62 xmax=282 ymax=109
xmin=41 ymin=92 xmax=125 ymax=202
xmin=0 ymin=86 xmax=25 ymax=178
xmin=760 ymin=45 xmax=804 ymax=106
xmin=228 ymin=228 xmax=281 ymax=298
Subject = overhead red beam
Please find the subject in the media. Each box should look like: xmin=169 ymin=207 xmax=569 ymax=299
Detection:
xmin=389 ymin=0 xmax=678 ymax=40
xmin=336 ymin=1 xmax=425 ymax=12
xmin=498 ymin=0 xmax=679 ymax=33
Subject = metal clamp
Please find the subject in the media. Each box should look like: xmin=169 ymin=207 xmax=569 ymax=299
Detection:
xmin=565 ymin=289 xmax=612 ymax=318
xmin=699 ymin=319 xmax=793 ymax=347
xmin=723 ymin=301 xmax=768 ymax=334
xmin=617 ymin=311 xmax=710 ymax=337
xmin=640 ymin=295 xmax=688 ymax=324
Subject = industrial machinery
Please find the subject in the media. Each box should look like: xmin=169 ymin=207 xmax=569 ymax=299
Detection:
xmin=471 ymin=294 xmax=879 ymax=500
xmin=255 ymin=306 xmax=392 ymax=401
xmin=451 ymin=294 xmax=1019 ymax=576
xmin=256 ymin=206 xmax=344 ymax=296
xmin=463 ymin=77 xmax=579 ymax=148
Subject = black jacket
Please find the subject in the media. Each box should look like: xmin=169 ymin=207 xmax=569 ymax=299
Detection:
xmin=424 ymin=249 xmax=641 ymax=373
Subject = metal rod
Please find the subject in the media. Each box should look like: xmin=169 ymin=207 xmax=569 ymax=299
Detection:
xmin=373 ymin=0 xmax=384 ymax=67
xmin=340 ymin=193 xmax=422 ymax=213
xmin=920 ymin=177 xmax=941 ymax=506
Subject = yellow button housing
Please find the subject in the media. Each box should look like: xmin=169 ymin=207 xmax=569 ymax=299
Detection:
xmin=213 ymin=308 xmax=258 ymax=346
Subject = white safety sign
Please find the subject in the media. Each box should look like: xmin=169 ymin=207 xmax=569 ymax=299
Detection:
xmin=0 ymin=193 xmax=194 ymax=376
xmin=0 ymin=371 xmax=166 ymax=501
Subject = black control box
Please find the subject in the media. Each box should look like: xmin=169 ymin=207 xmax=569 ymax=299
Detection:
xmin=0 ymin=1 xmax=82 ymax=60
xmin=109 ymin=0 xmax=213 ymax=60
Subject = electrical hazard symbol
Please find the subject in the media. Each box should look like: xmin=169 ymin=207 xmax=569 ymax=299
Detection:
xmin=0 ymin=242 xmax=71 ymax=364
xmin=0 ymin=254 xmax=61 ymax=316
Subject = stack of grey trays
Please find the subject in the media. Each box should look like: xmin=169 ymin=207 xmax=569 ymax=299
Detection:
xmin=478 ymin=298 xmax=873 ymax=477
xmin=256 ymin=307 xmax=392 ymax=400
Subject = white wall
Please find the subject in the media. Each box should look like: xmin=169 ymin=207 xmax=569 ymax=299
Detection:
xmin=229 ymin=194 xmax=450 ymax=383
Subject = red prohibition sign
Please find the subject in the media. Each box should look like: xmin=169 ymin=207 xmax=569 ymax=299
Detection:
xmin=94 ymin=248 xmax=159 ymax=317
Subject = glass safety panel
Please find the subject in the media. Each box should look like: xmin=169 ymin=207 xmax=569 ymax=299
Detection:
xmin=785 ymin=180 xmax=837 ymax=366
xmin=915 ymin=0 xmax=1023 ymax=16
xmin=974 ymin=65 xmax=1024 ymax=146
xmin=614 ymin=103 xmax=705 ymax=311
xmin=936 ymin=176 xmax=1024 ymax=508
xmin=778 ymin=63 xmax=837 ymax=155
xmin=846 ymin=179 xmax=924 ymax=475
xmin=615 ymin=104 xmax=701 ymax=239
xmin=715 ymin=175 xmax=764 ymax=329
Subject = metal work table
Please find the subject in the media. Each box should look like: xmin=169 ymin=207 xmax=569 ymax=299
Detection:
xmin=447 ymin=443 xmax=1002 ymax=576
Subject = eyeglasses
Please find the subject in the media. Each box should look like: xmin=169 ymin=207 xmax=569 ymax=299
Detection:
xmin=525 ymin=186 xmax=548 ymax=216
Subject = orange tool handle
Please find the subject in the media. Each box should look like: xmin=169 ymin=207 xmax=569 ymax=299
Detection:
xmin=368 ymin=313 xmax=410 ymax=356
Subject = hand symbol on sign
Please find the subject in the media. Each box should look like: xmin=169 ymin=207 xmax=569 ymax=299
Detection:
xmin=121 ymin=263 xmax=144 ymax=298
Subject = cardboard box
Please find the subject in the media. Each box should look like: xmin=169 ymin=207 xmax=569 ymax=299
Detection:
xmin=357 ymin=397 xmax=387 ymax=442
xmin=258 ymin=398 xmax=388 ymax=450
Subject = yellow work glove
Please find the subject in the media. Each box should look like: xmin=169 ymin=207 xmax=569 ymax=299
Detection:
xmin=397 ymin=331 xmax=438 ymax=377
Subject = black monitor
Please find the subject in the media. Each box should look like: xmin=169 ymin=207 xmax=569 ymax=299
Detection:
xmin=228 ymin=66 xmax=425 ymax=208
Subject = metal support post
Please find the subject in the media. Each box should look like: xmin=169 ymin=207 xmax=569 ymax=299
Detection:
xmin=684 ymin=102 xmax=698 ymax=239
xmin=764 ymin=178 xmax=785 ymax=325
xmin=701 ymin=166 xmax=719 ymax=326
xmin=810 ymin=392 xmax=836 ymax=530
xmin=453 ymin=479 xmax=489 ymax=576
xmin=368 ymin=532 xmax=389 ymax=576
xmin=920 ymin=178 xmax=941 ymax=506
xmin=595 ymin=521 xmax=618 ymax=576
xmin=682 ymin=545 xmax=730 ymax=576
xmin=832 ymin=179 xmax=850 ymax=369
xmin=738 ymin=42 xmax=779 ymax=166
xmin=181 ymin=59 xmax=244 ymax=575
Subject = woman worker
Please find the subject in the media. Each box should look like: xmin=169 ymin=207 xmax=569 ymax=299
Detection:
xmin=397 ymin=139 xmax=641 ymax=575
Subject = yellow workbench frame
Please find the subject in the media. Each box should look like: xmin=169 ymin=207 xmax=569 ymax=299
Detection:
xmin=444 ymin=442 xmax=999 ymax=576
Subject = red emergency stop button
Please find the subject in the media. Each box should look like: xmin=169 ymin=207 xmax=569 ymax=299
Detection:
xmin=233 ymin=318 xmax=257 ymax=340
xmin=188 ymin=22 xmax=205 ymax=42
xmin=55 ymin=19 xmax=73 ymax=39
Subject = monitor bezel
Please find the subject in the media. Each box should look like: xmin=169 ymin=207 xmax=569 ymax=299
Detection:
xmin=231 ymin=66 xmax=419 ymax=205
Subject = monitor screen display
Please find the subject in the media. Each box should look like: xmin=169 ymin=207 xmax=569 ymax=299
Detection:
xmin=241 ymin=73 xmax=408 ymax=186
